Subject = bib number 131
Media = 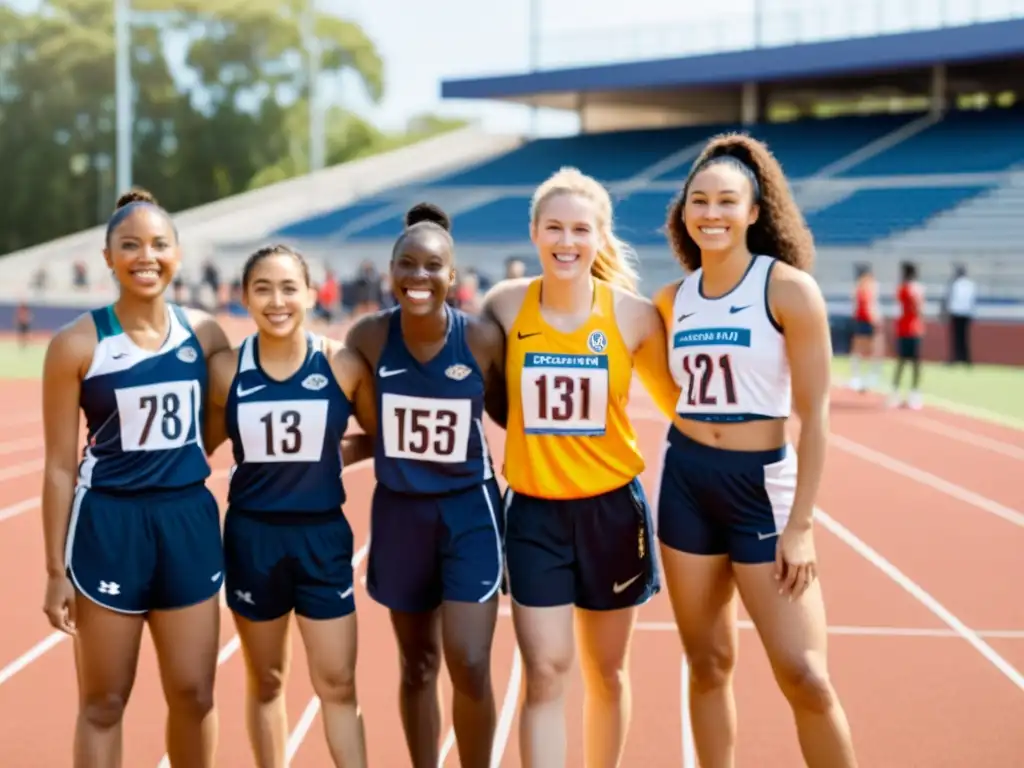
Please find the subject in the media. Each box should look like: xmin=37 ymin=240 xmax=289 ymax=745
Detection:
xmin=521 ymin=353 xmax=608 ymax=436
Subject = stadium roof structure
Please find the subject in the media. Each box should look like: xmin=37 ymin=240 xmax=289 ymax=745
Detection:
xmin=440 ymin=18 xmax=1024 ymax=110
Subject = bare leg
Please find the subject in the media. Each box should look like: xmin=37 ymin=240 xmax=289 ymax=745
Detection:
xmin=72 ymin=595 xmax=146 ymax=768
xmin=441 ymin=598 xmax=499 ymax=768
xmin=296 ymin=612 xmax=367 ymax=767
xmin=512 ymin=603 xmax=575 ymax=768
xmin=575 ymin=605 xmax=640 ymax=768
xmin=148 ymin=596 xmax=221 ymax=768
xmin=660 ymin=545 xmax=738 ymax=768
xmin=390 ymin=609 xmax=443 ymax=767
xmin=733 ymin=563 xmax=858 ymax=767
xmin=231 ymin=612 xmax=293 ymax=768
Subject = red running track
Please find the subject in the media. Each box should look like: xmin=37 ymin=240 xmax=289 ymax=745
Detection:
xmin=0 ymin=373 xmax=1022 ymax=766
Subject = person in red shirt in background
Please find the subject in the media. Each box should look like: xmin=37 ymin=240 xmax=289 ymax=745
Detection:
xmin=888 ymin=261 xmax=925 ymax=409
xmin=848 ymin=263 xmax=883 ymax=392
xmin=316 ymin=268 xmax=340 ymax=324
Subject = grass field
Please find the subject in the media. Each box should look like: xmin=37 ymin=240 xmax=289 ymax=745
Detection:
xmin=831 ymin=355 xmax=1024 ymax=425
xmin=2 ymin=340 xmax=1020 ymax=428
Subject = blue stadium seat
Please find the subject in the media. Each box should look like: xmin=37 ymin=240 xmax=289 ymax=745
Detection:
xmin=274 ymin=107 xmax=1024 ymax=249
xmin=273 ymin=201 xmax=388 ymax=238
xmin=805 ymin=186 xmax=990 ymax=245
xmin=839 ymin=108 xmax=1024 ymax=176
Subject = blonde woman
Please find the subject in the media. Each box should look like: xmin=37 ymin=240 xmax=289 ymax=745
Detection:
xmin=482 ymin=167 xmax=678 ymax=767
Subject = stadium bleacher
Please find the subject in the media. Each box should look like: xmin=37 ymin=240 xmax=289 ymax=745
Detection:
xmin=271 ymin=108 xmax=1024 ymax=256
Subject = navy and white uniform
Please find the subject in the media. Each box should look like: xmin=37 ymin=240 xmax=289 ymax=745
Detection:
xmin=65 ymin=304 xmax=223 ymax=614
xmin=223 ymin=332 xmax=356 ymax=621
xmin=367 ymin=306 xmax=503 ymax=613
xmin=658 ymin=255 xmax=798 ymax=563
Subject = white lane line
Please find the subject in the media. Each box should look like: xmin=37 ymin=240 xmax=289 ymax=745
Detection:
xmin=829 ymin=433 xmax=1024 ymax=528
xmin=901 ymin=415 xmax=1024 ymax=461
xmin=816 ymin=506 xmax=1024 ymax=692
xmin=0 ymin=631 xmax=67 ymax=687
xmin=490 ymin=648 xmax=522 ymax=768
xmin=680 ymin=656 xmax=696 ymax=768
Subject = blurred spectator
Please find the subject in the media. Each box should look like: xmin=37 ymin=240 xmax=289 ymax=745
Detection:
xmin=350 ymin=261 xmax=383 ymax=316
xmin=72 ymin=261 xmax=88 ymax=289
xmin=943 ymin=265 xmax=976 ymax=365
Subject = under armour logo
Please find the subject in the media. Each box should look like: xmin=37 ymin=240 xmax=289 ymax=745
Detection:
xmin=98 ymin=581 xmax=120 ymax=595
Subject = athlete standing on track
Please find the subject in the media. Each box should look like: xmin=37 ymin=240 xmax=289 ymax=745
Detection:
xmin=482 ymin=167 xmax=679 ymax=768
xmin=205 ymin=245 xmax=376 ymax=768
xmin=887 ymin=260 xmax=925 ymax=410
xmin=345 ymin=203 xmax=507 ymax=768
xmin=41 ymin=189 xmax=231 ymax=767
xmin=847 ymin=263 xmax=883 ymax=392
xmin=653 ymin=134 xmax=858 ymax=767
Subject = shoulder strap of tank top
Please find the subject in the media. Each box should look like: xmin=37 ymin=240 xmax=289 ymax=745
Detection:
xmin=170 ymin=303 xmax=193 ymax=332
xmin=91 ymin=305 xmax=118 ymax=341
xmin=237 ymin=335 xmax=257 ymax=375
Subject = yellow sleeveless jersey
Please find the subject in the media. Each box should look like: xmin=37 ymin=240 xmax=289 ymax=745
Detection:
xmin=503 ymin=278 xmax=645 ymax=500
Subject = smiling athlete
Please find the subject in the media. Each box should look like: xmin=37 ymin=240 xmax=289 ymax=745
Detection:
xmin=41 ymin=189 xmax=230 ymax=767
xmin=482 ymin=167 xmax=679 ymax=767
xmin=345 ymin=203 xmax=506 ymax=768
xmin=205 ymin=244 xmax=376 ymax=768
xmin=655 ymin=134 xmax=858 ymax=767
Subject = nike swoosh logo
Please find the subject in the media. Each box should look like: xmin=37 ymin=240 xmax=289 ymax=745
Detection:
xmin=757 ymin=531 xmax=780 ymax=540
xmin=112 ymin=352 xmax=129 ymax=360
xmin=517 ymin=331 xmax=541 ymax=339
xmin=677 ymin=312 xmax=695 ymax=322
xmin=338 ymin=586 xmax=354 ymax=599
xmin=236 ymin=384 xmax=266 ymax=397
xmin=379 ymin=367 xmax=406 ymax=378
xmin=729 ymin=305 xmax=751 ymax=314
xmin=612 ymin=573 xmax=642 ymax=594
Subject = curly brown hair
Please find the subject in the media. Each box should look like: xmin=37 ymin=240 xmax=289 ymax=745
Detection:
xmin=665 ymin=132 xmax=816 ymax=273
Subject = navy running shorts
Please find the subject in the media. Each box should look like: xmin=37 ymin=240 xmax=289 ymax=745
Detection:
xmin=223 ymin=508 xmax=356 ymax=622
xmin=367 ymin=479 xmax=504 ymax=613
xmin=657 ymin=426 xmax=798 ymax=564
xmin=65 ymin=482 xmax=224 ymax=614
xmin=504 ymin=477 xmax=659 ymax=611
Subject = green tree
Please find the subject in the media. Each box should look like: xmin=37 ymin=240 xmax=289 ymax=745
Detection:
xmin=0 ymin=0 xmax=445 ymax=254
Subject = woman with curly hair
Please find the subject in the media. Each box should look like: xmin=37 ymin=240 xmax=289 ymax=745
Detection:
xmin=651 ymin=134 xmax=858 ymax=767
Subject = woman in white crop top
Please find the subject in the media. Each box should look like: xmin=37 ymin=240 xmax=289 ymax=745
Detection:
xmin=650 ymin=133 xmax=859 ymax=768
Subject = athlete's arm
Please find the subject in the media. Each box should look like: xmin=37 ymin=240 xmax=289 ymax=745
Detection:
xmin=40 ymin=319 xmax=92 ymax=634
xmin=187 ymin=308 xmax=232 ymax=359
xmin=204 ymin=348 xmax=237 ymax=455
xmin=467 ymin=315 xmax=508 ymax=429
xmin=343 ymin=312 xmax=388 ymax=372
xmin=772 ymin=265 xmax=832 ymax=531
xmin=631 ymin=283 xmax=682 ymax=421
xmin=328 ymin=342 xmax=377 ymax=466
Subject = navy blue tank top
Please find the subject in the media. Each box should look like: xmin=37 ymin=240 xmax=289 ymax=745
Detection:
xmin=374 ymin=306 xmax=494 ymax=495
xmin=77 ymin=304 xmax=210 ymax=494
xmin=225 ymin=332 xmax=352 ymax=513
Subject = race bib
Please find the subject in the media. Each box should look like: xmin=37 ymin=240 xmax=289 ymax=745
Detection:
xmin=115 ymin=380 xmax=199 ymax=452
xmin=381 ymin=393 xmax=472 ymax=463
xmin=236 ymin=399 xmax=328 ymax=463
xmin=520 ymin=353 xmax=608 ymax=436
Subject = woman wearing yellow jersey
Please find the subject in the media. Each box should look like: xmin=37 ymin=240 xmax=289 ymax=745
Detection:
xmin=482 ymin=167 xmax=678 ymax=767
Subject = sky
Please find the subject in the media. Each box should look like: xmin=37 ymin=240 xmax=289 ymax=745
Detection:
xmin=331 ymin=0 xmax=1022 ymax=136
xmin=5 ymin=0 xmax=1023 ymax=137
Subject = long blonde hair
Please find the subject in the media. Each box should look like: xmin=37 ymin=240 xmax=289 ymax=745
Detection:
xmin=529 ymin=167 xmax=639 ymax=294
